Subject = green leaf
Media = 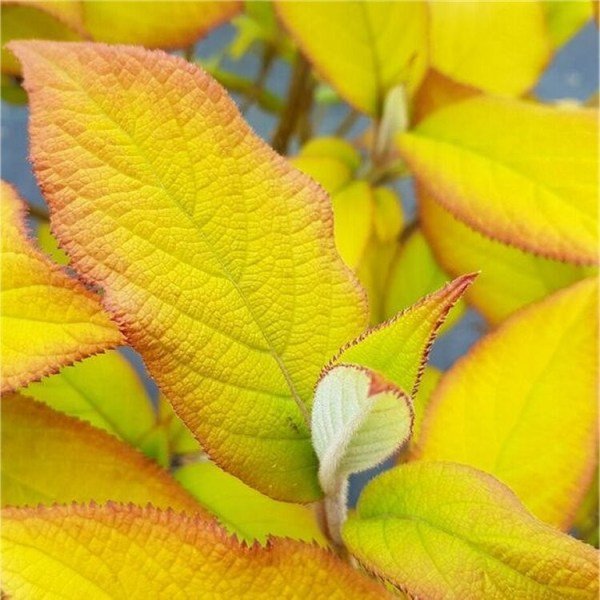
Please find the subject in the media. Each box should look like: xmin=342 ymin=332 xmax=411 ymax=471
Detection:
xmin=343 ymin=462 xmax=599 ymax=599
xmin=175 ymin=462 xmax=326 ymax=545
xmin=334 ymin=275 xmax=475 ymax=397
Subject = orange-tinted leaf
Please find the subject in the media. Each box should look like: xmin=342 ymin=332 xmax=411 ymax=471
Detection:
xmin=82 ymin=1 xmax=241 ymax=48
xmin=419 ymin=189 xmax=595 ymax=323
xmin=13 ymin=41 xmax=367 ymax=502
xmin=1 ymin=394 xmax=201 ymax=512
xmin=0 ymin=181 xmax=122 ymax=392
xmin=2 ymin=503 xmax=390 ymax=599
xmin=399 ymin=96 xmax=598 ymax=265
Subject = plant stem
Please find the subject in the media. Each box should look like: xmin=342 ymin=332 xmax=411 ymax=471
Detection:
xmin=271 ymin=54 xmax=312 ymax=154
xmin=183 ymin=45 xmax=195 ymax=62
xmin=27 ymin=202 xmax=49 ymax=221
xmin=335 ymin=108 xmax=360 ymax=137
xmin=316 ymin=478 xmax=350 ymax=554
xmin=241 ymin=45 xmax=275 ymax=114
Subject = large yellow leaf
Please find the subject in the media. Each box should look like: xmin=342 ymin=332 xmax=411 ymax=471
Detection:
xmin=82 ymin=1 xmax=241 ymax=48
xmin=334 ymin=275 xmax=475 ymax=397
xmin=343 ymin=462 xmax=599 ymax=600
xmin=417 ymin=278 xmax=598 ymax=529
xmin=1 ymin=394 xmax=201 ymax=513
xmin=175 ymin=462 xmax=325 ymax=545
xmin=276 ymin=1 xmax=428 ymax=116
xmin=429 ymin=1 xmax=550 ymax=96
xmin=0 ymin=181 xmax=122 ymax=393
xmin=399 ymin=96 xmax=598 ymax=264
xmin=419 ymin=190 xmax=595 ymax=324
xmin=20 ymin=350 xmax=163 ymax=461
xmin=13 ymin=41 xmax=367 ymax=502
xmin=2 ymin=503 xmax=390 ymax=599
xmin=544 ymin=0 xmax=593 ymax=48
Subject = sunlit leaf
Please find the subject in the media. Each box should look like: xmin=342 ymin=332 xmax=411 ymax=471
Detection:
xmin=2 ymin=503 xmax=390 ymax=599
xmin=1 ymin=394 xmax=201 ymax=512
xmin=291 ymin=156 xmax=353 ymax=196
xmin=399 ymin=96 xmax=598 ymax=264
xmin=82 ymin=1 xmax=241 ymax=48
xmin=343 ymin=462 xmax=599 ymax=599
xmin=418 ymin=278 xmax=598 ymax=529
xmin=334 ymin=275 xmax=475 ymax=398
xmin=298 ymin=137 xmax=362 ymax=172
xmin=1 ymin=1 xmax=82 ymax=75
xmin=429 ymin=1 xmax=550 ymax=96
xmin=419 ymin=189 xmax=596 ymax=323
xmin=410 ymin=365 xmax=441 ymax=446
xmin=20 ymin=350 xmax=162 ymax=461
xmin=175 ymin=462 xmax=326 ymax=545
xmin=13 ymin=41 xmax=367 ymax=502
xmin=311 ymin=364 xmax=412 ymax=496
xmin=36 ymin=221 xmax=69 ymax=266
xmin=384 ymin=228 xmax=465 ymax=330
xmin=544 ymin=0 xmax=593 ymax=48
xmin=276 ymin=1 xmax=428 ymax=116
xmin=371 ymin=186 xmax=403 ymax=244
xmin=332 ymin=181 xmax=374 ymax=268
xmin=0 ymin=181 xmax=122 ymax=393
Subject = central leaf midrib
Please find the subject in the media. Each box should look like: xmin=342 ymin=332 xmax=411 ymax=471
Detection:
xmin=38 ymin=50 xmax=309 ymax=422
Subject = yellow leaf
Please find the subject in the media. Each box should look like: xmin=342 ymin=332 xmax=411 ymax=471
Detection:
xmin=372 ymin=186 xmax=403 ymax=244
xmin=544 ymin=0 xmax=593 ymax=48
xmin=410 ymin=365 xmax=441 ymax=446
xmin=1 ymin=1 xmax=82 ymax=76
xmin=384 ymin=228 xmax=465 ymax=331
xmin=13 ymin=41 xmax=367 ymax=502
xmin=157 ymin=394 xmax=202 ymax=457
xmin=290 ymin=156 xmax=353 ymax=196
xmin=343 ymin=462 xmax=599 ymax=600
xmin=399 ymin=96 xmax=598 ymax=264
xmin=0 ymin=181 xmax=122 ymax=393
xmin=429 ymin=1 xmax=550 ymax=96
xmin=175 ymin=462 xmax=326 ymax=545
xmin=1 ymin=394 xmax=201 ymax=513
xmin=82 ymin=1 xmax=241 ymax=48
xmin=334 ymin=275 xmax=475 ymax=398
xmin=2 ymin=503 xmax=390 ymax=599
xmin=419 ymin=189 xmax=596 ymax=324
xmin=276 ymin=1 xmax=428 ymax=116
xmin=298 ymin=136 xmax=362 ymax=172
xmin=332 ymin=181 xmax=374 ymax=268
xmin=20 ymin=350 xmax=161 ymax=461
xmin=418 ymin=278 xmax=598 ymax=529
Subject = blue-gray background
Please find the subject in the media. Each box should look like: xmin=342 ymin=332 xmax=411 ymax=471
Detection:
xmin=2 ymin=21 xmax=598 ymax=502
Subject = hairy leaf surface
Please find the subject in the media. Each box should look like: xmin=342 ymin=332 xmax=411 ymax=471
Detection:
xmin=343 ymin=462 xmax=599 ymax=600
xmin=0 ymin=181 xmax=122 ymax=392
xmin=2 ymin=504 xmax=390 ymax=599
xmin=1 ymin=394 xmax=201 ymax=512
xmin=418 ymin=278 xmax=598 ymax=528
xmin=399 ymin=97 xmax=598 ymax=264
xmin=276 ymin=1 xmax=428 ymax=116
xmin=13 ymin=41 xmax=367 ymax=502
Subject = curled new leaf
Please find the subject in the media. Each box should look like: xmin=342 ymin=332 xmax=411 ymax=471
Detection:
xmin=1 ymin=394 xmax=201 ymax=513
xmin=311 ymin=364 xmax=412 ymax=496
xmin=2 ymin=503 xmax=391 ymax=599
xmin=343 ymin=462 xmax=599 ymax=599
xmin=12 ymin=41 xmax=367 ymax=502
xmin=399 ymin=96 xmax=598 ymax=265
xmin=0 ymin=181 xmax=122 ymax=392
xmin=418 ymin=278 xmax=598 ymax=529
